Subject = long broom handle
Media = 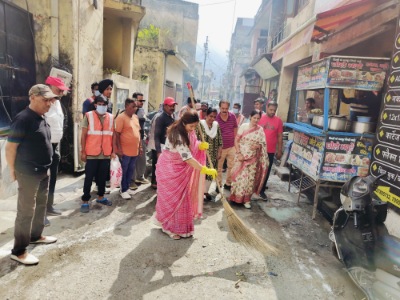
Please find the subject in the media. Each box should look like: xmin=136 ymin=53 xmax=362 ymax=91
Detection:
xmin=186 ymin=83 xmax=223 ymax=195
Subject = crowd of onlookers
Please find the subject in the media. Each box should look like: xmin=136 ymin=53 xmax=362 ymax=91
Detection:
xmin=5 ymin=75 xmax=283 ymax=263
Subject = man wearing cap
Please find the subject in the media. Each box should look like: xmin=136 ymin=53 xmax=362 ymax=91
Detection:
xmin=97 ymin=79 xmax=113 ymax=113
xmin=44 ymin=76 xmax=70 ymax=222
xmin=132 ymin=92 xmax=150 ymax=189
xmin=151 ymin=97 xmax=177 ymax=189
xmin=5 ymin=84 xmax=59 ymax=265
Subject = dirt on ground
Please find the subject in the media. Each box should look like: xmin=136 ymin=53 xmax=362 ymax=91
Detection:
xmin=0 ymin=173 xmax=365 ymax=299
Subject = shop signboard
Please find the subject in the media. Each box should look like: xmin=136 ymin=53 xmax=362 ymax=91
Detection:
xmin=296 ymin=59 xmax=328 ymax=90
xmin=326 ymin=56 xmax=389 ymax=90
xmin=320 ymin=135 xmax=372 ymax=182
xmin=287 ymin=131 xmax=324 ymax=180
xmin=371 ymin=20 xmax=400 ymax=209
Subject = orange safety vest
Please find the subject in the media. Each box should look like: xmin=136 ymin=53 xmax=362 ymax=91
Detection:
xmin=85 ymin=111 xmax=114 ymax=156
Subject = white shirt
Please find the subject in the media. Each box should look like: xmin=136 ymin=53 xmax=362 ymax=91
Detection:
xmin=45 ymin=100 xmax=64 ymax=143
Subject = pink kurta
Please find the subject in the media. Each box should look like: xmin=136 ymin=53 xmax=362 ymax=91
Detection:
xmin=155 ymin=131 xmax=206 ymax=237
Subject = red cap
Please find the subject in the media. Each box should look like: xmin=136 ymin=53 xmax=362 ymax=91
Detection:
xmin=45 ymin=76 xmax=70 ymax=91
xmin=164 ymin=97 xmax=177 ymax=106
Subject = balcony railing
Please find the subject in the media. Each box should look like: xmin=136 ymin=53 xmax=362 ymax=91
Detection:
xmin=271 ymin=23 xmax=290 ymax=49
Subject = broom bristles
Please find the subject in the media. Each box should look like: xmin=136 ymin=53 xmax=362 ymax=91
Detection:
xmin=186 ymin=82 xmax=277 ymax=256
xmin=221 ymin=197 xmax=278 ymax=255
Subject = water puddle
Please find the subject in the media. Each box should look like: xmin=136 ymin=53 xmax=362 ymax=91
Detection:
xmin=264 ymin=207 xmax=302 ymax=222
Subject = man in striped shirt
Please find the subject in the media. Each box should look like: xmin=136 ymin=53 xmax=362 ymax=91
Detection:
xmin=215 ymin=100 xmax=238 ymax=190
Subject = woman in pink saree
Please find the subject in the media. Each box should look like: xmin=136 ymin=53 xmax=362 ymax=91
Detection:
xmin=155 ymin=112 xmax=217 ymax=240
xmin=229 ymin=110 xmax=269 ymax=209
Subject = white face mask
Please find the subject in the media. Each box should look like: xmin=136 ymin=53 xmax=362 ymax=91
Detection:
xmin=94 ymin=90 xmax=101 ymax=97
xmin=96 ymin=105 xmax=107 ymax=115
xmin=233 ymin=108 xmax=239 ymax=114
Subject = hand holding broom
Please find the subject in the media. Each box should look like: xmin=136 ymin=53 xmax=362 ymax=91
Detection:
xmin=186 ymin=82 xmax=277 ymax=255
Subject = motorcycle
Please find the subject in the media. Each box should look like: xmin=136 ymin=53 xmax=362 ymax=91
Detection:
xmin=330 ymin=174 xmax=400 ymax=299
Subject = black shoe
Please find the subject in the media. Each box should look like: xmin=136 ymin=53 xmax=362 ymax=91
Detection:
xmin=260 ymin=192 xmax=268 ymax=201
xmin=47 ymin=207 xmax=62 ymax=216
xmin=223 ymin=184 xmax=231 ymax=191
xmin=44 ymin=217 xmax=50 ymax=227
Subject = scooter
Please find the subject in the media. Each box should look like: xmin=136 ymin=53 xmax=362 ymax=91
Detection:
xmin=330 ymin=174 xmax=400 ymax=299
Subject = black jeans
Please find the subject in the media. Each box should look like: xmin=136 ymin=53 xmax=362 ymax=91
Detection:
xmin=151 ymin=150 xmax=158 ymax=185
xmin=260 ymin=153 xmax=275 ymax=194
xmin=48 ymin=143 xmax=60 ymax=209
xmin=82 ymin=159 xmax=109 ymax=201
xmin=12 ymin=171 xmax=49 ymax=256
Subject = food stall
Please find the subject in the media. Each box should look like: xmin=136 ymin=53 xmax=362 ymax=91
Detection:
xmin=286 ymin=55 xmax=390 ymax=219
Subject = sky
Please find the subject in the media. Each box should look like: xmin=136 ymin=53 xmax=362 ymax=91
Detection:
xmin=191 ymin=0 xmax=261 ymax=74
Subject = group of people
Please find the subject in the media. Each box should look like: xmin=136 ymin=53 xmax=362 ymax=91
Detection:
xmin=152 ymin=95 xmax=283 ymax=240
xmin=5 ymin=79 xmax=283 ymax=263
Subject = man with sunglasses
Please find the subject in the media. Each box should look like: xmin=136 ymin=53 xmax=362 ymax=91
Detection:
xmin=130 ymin=92 xmax=149 ymax=190
xmin=6 ymin=84 xmax=59 ymax=265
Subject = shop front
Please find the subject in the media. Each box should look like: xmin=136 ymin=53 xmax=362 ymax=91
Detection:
xmin=286 ymin=55 xmax=390 ymax=219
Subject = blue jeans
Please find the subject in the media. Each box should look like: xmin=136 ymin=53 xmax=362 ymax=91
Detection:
xmin=121 ymin=155 xmax=138 ymax=192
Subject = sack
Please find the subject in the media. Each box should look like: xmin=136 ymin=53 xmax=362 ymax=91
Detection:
xmin=110 ymin=157 xmax=122 ymax=189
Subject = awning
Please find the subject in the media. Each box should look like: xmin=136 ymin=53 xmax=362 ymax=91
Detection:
xmin=253 ymin=57 xmax=279 ymax=80
xmin=312 ymin=0 xmax=376 ymax=42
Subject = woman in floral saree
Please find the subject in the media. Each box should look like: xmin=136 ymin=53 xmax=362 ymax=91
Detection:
xmin=229 ymin=110 xmax=269 ymax=209
xmin=155 ymin=112 xmax=217 ymax=239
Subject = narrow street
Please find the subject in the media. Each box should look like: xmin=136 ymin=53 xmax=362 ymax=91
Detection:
xmin=0 ymin=172 xmax=364 ymax=299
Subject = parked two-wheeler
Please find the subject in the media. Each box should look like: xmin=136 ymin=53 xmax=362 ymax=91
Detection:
xmin=330 ymin=174 xmax=400 ymax=299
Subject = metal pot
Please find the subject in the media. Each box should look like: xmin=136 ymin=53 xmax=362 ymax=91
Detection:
xmin=312 ymin=115 xmax=324 ymax=128
xmin=351 ymin=121 xmax=376 ymax=134
xmin=329 ymin=116 xmax=349 ymax=131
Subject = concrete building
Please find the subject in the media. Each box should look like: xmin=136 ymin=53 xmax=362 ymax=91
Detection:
xmin=132 ymin=0 xmax=199 ymax=111
xmin=270 ymin=0 xmax=397 ymax=122
xmin=0 ymin=0 xmax=146 ymax=197
xmin=226 ymin=18 xmax=254 ymax=105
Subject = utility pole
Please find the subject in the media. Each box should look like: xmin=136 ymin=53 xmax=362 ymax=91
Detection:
xmin=200 ymin=36 xmax=208 ymax=100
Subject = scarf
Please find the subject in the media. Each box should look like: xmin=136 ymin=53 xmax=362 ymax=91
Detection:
xmin=200 ymin=119 xmax=218 ymax=139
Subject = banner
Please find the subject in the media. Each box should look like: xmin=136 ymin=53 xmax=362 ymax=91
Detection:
xmin=287 ymin=131 xmax=324 ymax=180
xmin=320 ymin=136 xmax=372 ymax=182
xmin=370 ymin=18 xmax=400 ymax=209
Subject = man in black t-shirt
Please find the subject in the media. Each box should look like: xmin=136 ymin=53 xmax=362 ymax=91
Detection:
xmin=6 ymin=84 xmax=59 ymax=265
xmin=151 ymin=97 xmax=177 ymax=188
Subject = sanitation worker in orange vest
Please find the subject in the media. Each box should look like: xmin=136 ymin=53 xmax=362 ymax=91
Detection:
xmin=80 ymin=95 xmax=116 ymax=213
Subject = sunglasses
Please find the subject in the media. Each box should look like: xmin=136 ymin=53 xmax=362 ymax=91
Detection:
xmin=138 ymin=100 xmax=146 ymax=102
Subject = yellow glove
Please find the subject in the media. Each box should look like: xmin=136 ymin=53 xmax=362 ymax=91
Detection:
xmin=200 ymin=166 xmax=217 ymax=179
xmin=198 ymin=142 xmax=209 ymax=151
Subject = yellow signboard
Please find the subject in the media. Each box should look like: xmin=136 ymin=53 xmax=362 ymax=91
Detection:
xmin=374 ymin=186 xmax=400 ymax=208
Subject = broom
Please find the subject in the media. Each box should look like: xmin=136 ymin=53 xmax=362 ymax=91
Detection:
xmin=186 ymin=83 xmax=277 ymax=255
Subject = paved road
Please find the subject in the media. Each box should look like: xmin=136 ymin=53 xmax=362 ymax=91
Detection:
xmin=0 ymin=173 xmax=364 ymax=299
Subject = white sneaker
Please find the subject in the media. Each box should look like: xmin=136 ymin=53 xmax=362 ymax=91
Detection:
xmin=244 ymin=202 xmax=251 ymax=209
xmin=11 ymin=253 xmax=39 ymax=265
xmin=120 ymin=190 xmax=131 ymax=200
xmin=128 ymin=189 xmax=136 ymax=195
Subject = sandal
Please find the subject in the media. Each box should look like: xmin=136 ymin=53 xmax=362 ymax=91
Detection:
xmin=96 ymin=198 xmax=112 ymax=206
xmin=162 ymin=229 xmax=181 ymax=240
